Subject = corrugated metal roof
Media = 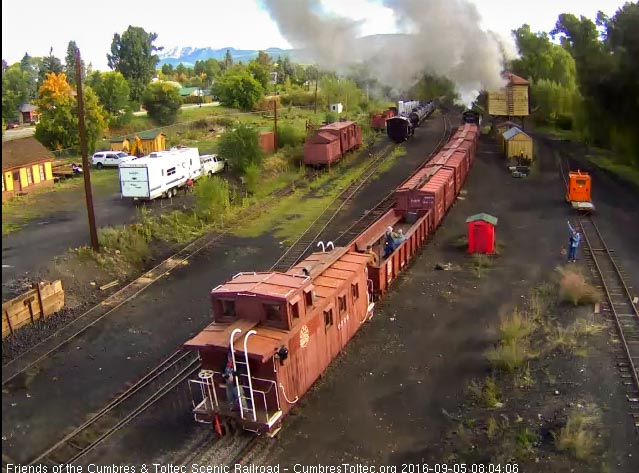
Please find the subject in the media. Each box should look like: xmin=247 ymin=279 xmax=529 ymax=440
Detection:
xmin=466 ymin=213 xmax=498 ymax=225
xmin=502 ymin=127 xmax=528 ymax=140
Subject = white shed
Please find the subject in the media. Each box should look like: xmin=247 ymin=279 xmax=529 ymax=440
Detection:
xmin=330 ymin=103 xmax=343 ymax=113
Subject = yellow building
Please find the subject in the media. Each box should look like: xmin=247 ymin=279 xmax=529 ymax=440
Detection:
xmin=502 ymin=127 xmax=533 ymax=161
xmin=495 ymin=120 xmax=521 ymax=152
xmin=488 ymin=72 xmax=530 ymax=118
xmin=109 ymin=131 xmax=166 ymax=156
xmin=2 ymin=137 xmax=54 ymax=200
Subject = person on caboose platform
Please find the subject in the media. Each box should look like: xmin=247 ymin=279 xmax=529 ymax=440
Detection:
xmin=221 ymin=352 xmax=247 ymax=411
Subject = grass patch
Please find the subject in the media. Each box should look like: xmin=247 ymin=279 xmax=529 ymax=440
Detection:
xmin=587 ymin=154 xmax=639 ymax=190
xmin=498 ymin=308 xmax=535 ymax=344
xmin=468 ymin=377 xmax=502 ymax=408
xmin=471 ymin=254 xmax=493 ymax=278
xmin=485 ymin=340 xmax=531 ymax=372
xmin=554 ymin=405 xmax=603 ymax=461
xmin=556 ymin=266 xmax=601 ymax=305
xmin=451 ymin=234 xmax=468 ymax=250
xmin=548 ymin=319 xmax=606 ymax=355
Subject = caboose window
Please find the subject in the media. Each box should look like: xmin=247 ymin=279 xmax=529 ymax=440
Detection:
xmin=576 ymin=179 xmax=587 ymax=186
xmin=351 ymin=283 xmax=359 ymax=300
xmin=290 ymin=302 xmax=300 ymax=320
xmin=264 ymin=303 xmax=281 ymax=322
xmin=338 ymin=295 xmax=347 ymax=314
xmin=221 ymin=299 xmax=236 ymax=317
xmin=324 ymin=309 xmax=334 ymax=327
xmin=304 ymin=290 xmax=313 ymax=308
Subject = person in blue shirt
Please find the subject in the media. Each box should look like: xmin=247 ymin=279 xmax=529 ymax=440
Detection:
xmin=567 ymin=220 xmax=581 ymax=262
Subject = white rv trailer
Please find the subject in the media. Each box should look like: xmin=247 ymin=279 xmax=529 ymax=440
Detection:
xmin=119 ymin=147 xmax=201 ymax=200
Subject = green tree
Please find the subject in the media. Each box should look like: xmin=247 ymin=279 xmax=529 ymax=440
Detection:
xmin=217 ymin=123 xmax=264 ymax=173
xmin=249 ymin=51 xmax=272 ymax=90
xmin=409 ymin=74 xmax=459 ymax=103
xmin=38 ymin=48 xmax=63 ymax=90
xmin=87 ymin=71 xmax=132 ymax=125
xmin=35 ymin=72 xmax=106 ymax=152
xmin=64 ymin=41 xmax=86 ymax=87
xmin=223 ymin=49 xmax=234 ymax=70
xmin=2 ymin=63 xmax=30 ymax=122
xmin=108 ymin=26 xmax=162 ymax=104
xmin=20 ymin=53 xmax=40 ymax=99
xmin=161 ymin=63 xmax=174 ymax=77
xmin=214 ymin=66 xmax=264 ymax=110
xmin=141 ymin=81 xmax=182 ymax=125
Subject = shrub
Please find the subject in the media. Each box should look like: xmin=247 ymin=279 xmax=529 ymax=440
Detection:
xmin=217 ymin=123 xmax=264 ymax=173
xmin=97 ymin=225 xmax=151 ymax=266
xmin=195 ymin=176 xmax=231 ymax=222
xmin=243 ymin=164 xmax=261 ymax=195
xmin=555 ymin=114 xmax=573 ymax=130
xmin=499 ymin=308 xmax=535 ymax=344
xmin=141 ymin=82 xmax=183 ymax=126
xmin=486 ymin=340 xmax=529 ymax=372
xmin=279 ymin=144 xmax=304 ymax=167
xmin=277 ymin=124 xmax=305 ymax=148
xmin=556 ymin=266 xmax=600 ymax=305
xmin=555 ymin=405 xmax=602 ymax=461
xmin=325 ymin=112 xmax=337 ymax=124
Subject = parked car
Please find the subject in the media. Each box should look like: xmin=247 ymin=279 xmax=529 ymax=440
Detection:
xmin=199 ymin=154 xmax=226 ymax=176
xmin=91 ymin=151 xmax=134 ymax=168
xmin=6 ymin=122 xmax=19 ymax=129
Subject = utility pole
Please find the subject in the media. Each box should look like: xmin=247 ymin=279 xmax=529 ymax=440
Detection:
xmin=76 ymin=48 xmax=99 ymax=252
xmin=314 ymin=71 xmax=319 ymax=114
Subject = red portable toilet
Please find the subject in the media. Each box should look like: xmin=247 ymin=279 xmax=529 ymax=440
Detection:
xmin=466 ymin=213 xmax=498 ymax=254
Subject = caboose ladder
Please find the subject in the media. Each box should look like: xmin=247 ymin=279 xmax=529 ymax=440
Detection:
xmin=229 ymin=328 xmax=258 ymax=422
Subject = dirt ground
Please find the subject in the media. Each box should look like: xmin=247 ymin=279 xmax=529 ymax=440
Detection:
xmin=250 ymin=135 xmax=637 ymax=471
xmin=1 ymin=115 xmax=447 ymax=465
xmin=1 ymin=168 xmax=197 ymax=300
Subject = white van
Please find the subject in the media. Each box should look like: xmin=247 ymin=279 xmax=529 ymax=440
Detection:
xmin=199 ymin=154 xmax=226 ymax=176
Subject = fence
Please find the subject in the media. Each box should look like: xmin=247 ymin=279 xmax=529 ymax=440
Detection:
xmin=2 ymin=280 xmax=65 ymax=338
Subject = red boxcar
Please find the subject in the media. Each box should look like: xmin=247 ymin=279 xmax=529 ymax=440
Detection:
xmin=304 ymin=121 xmax=362 ymax=166
xmin=370 ymin=108 xmax=396 ymax=132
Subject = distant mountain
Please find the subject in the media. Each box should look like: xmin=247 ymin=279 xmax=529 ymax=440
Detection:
xmin=157 ymin=47 xmax=293 ymax=67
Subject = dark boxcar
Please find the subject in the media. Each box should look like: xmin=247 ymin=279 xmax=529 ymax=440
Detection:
xmin=386 ymin=116 xmax=413 ymax=142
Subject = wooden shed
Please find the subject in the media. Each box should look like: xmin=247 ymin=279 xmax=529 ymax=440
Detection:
xmin=109 ymin=130 xmax=166 ymax=156
xmin=2 ymin=137 xmax=54 ymax=200
xmin=259 ymin=131 xmax=275 ymax=154
xmin=488 ymin=72 xmax=530 ymax=118
xmin=502 ymin=127 xmax=533 ymax=161
xmin=495 ymin=120 xmax=521 ymax=152
xmin=466 ymin=213 xmax=498 ymax=255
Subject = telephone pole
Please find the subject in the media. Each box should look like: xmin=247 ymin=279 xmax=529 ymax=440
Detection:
xmin=76 ymin=48 xmax=99 ymax=252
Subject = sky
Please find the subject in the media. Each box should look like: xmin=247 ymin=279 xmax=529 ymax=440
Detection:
xmin=1 ymin=0 xmax=629 ymax=71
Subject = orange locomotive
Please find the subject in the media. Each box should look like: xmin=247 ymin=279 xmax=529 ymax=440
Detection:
xmin=566 ymin=170 xmax=594 ymax=212
xmin=185 ymin=120 xmax=481 ymax=435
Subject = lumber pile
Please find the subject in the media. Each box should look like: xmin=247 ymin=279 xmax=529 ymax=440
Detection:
xmin=2 ymin=280 xmax=64 ymax=338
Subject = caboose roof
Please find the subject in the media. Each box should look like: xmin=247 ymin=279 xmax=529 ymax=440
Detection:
xmin=321 ymin=121 xmax=356 ymax=131
xmin=211 ymin=272 xmax=310 ymax=299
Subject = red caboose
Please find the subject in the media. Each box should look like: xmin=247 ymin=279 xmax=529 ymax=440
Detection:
xmin=304 ymin=121 xmax=362 ymax=166
xmin=184 ymin=247 xmax=375 ymax=434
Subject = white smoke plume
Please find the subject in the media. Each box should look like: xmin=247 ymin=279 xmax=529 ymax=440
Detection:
xmin=262 ymin=0 xmax=514 ymax=97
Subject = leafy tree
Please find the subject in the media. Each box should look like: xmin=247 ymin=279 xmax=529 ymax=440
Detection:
xmin=35 ymin=72 xmax=106 ymax=152
xmin=249 ymin=51 xmax=272 ymax=90
xmin=38 ymin=48 xmax=63 ymax=90
xmin=217 ymin=123 xmax=264 ymax=173
xmin=161 ymin=63 xmax=174 ymax=76
xmin=87 ymin=71 xmax=131 ymax=125
xmin=64 ymin=40 xmax=86 ymax=87
xmin=214 ymin=66 xmax=264 ymax=110
xmin=194 ymin=58 xmax=221 ymax=84
xmin=141 ymin=81 xmax=182 ymax=125
xmin=409 ymin=74 xmax=459 ymax=103
xmin=108 ymin=26 xmax=162 ymax=104
xmin=2 ymin=64 xmax=30 ymax=122
xmin=223 ymin=49 xmax=234 ymax=70
xmin=20 ymin=53 xmax=40 ymax=99
xmin=509 ymin=24 xmax=577 ymax=87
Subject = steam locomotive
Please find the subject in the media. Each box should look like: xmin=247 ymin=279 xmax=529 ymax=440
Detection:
xmin=386 ymin=100 xmax=435 ymax=143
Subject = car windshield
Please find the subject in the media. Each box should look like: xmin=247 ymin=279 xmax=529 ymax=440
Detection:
xmin=116 ymin=152 xmax=129 ymax=158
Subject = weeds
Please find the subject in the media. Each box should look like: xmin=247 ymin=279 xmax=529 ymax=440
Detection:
xmin=471 ymin=254 xmax=493 ymax=278
xmin=554 ymin=405 xmax=602 ymax=461
xmin=513 ymin=363 xmax=535 ymax=389
xmin=556 ymin=266 xmax=601 ymax=305
xmin=499 ymin=308 xmax=535 ymax=344
xmin=486 ymin=340 xmax=531 ymax=372
xmin=468 ymin=377 xmax=502 ymax=408
xmin=486 ymin=417 xmax=498 ymax=439
xmin=548 ymin=319 xmax=606 ymax=355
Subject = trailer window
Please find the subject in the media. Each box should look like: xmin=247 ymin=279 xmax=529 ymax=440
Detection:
xmin=264 ymin=303 xmax=282 ymax=322
xmin=167 ymin=167 xmax=176 ymax=176
xmin=324 ymin=309 xmax=333 ymax=328
xmin=221 ymin=299 xmax=236 ymax=317
xmin=575 ymin=179 xmax=587 ymax=186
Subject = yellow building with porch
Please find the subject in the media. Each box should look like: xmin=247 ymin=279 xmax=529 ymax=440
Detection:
xmin=2 ymin=137 xmax=54 ymax=200
xmin=109 ymin=131 xmax=166 ymax=157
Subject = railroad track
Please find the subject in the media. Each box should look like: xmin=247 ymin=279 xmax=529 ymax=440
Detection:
xmin=558 ymin=156 xmax=639 ymax=432
xmin=270 ymin=142 xmax=398 ymax=272
xmin=333 ymin=112 xmax=454 ymax=247
xmin=26 ymin=350 xmax=199 ymax=466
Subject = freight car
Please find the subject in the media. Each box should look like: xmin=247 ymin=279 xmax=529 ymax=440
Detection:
xmin=303 ymin=121 xmax=363 ymax=167
xmin=386 ymin=115 xmax=414 ymax=143
xmin=370 ymin=108 xmax=397 ymax=132
xmin=185 ymin=122 xmax=480 ymax=435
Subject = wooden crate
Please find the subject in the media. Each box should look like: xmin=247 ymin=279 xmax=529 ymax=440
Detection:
xmin=2 ymin=280 xmax=64 ymax=338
